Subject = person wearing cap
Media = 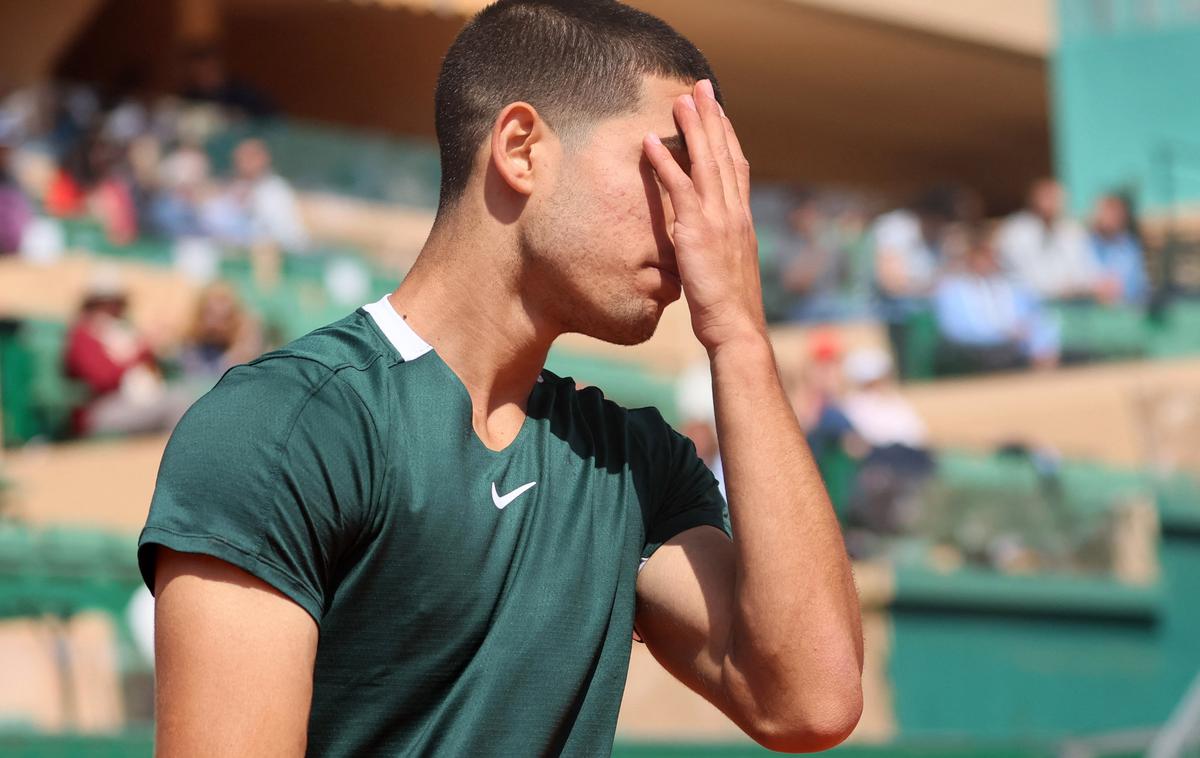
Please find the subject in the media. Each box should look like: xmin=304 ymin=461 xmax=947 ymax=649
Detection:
xmin=840 ymin=347 xmax=928 ymax=451
xmin=839 ymin=347 xmax=934 ymax=541
xmin=63 ymin=267 xmax=187 ymax=436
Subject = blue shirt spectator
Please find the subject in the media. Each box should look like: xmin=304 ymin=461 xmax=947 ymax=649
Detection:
xmin=935 ymin=226 xmax=1060 ymax=368
xmin=1089 ymin=194 xmax=1148 ymax=305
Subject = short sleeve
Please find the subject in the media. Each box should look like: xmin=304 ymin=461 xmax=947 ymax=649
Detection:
xmin=632 ymin=409 xmax=731 ymax=562
xmin=137 ymin=358 xmax=378 ymax=624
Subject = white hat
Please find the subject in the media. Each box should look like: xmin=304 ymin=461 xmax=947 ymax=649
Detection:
xmin=676 ymin=361 xmax=715 ymax=424
xmin=85 ymin=264 xmax=128 ymax=300
xmin=843 ymin=347 xmax=893 ymax=386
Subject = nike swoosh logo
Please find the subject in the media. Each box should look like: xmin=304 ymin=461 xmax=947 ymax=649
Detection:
xmin=492 ymin=481 xmax=537 ymax=510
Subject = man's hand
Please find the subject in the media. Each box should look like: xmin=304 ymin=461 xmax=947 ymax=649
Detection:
xmin=638 ymin=79 xmax=864 ymax=753
xmin=643 ymin=79 xmax=766 ymax=354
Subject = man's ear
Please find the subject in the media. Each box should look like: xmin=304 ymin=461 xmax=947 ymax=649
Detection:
xmin=489 ymin=102 xmax=552 ymax=198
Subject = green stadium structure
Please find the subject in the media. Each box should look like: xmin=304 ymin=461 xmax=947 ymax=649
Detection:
xmin=1054 ymin=0 xmax=1200 ymax=214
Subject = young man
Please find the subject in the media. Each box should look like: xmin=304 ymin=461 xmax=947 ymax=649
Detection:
xmin=139 ymin=1 xmax=864 ymax=755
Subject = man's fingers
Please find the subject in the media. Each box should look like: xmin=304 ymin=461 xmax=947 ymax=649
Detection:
xmin=720 ymin=114 xmax=752 ymax=215
xmin=673 ymin=93 xmax=722 ymax=205
xmin=694 ymin=80 xmax=741 ymax=213
xmin=644 ymin=132 xmax=702 ymax=220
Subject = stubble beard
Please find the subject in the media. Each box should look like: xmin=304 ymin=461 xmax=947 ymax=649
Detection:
xmin=530 ymin=252 xmax=663 ymax=347
xmin=521 ymin=190 xmax=664 ymax=348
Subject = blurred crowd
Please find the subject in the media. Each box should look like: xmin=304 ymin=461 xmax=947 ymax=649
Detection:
xmin=679 ymin=335 xmax=941 ymax=563
xmin=61 ymin=269 xmax=264 ymax=438
xmin=0 ymin=67 xmax=305 ymax=442
xmin=0 ymin=50 xmax=307 ymax=262
xmin=0 ymin=71 xmax=1167 ymax=576
xmin=768 ymin=179 xmax=1149 ymax=375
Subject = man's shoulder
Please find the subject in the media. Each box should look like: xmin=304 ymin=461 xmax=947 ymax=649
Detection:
xmin=187 ymin=310 xmax=396 ymax=434
xmin=263 ymin=308 xmax=392 ymax=370
xmin=541 ymin=370 xmax=665 ymax=421
xmin=540 ymin=370 xmax=678 ymax=456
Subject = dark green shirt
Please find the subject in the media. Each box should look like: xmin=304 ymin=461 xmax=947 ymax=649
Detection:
xmin=138 ymin=296 xmax=728 ymax=757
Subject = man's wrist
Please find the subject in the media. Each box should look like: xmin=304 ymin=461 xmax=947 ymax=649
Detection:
xmin=706 ymin=330 xmax=775 ymax=375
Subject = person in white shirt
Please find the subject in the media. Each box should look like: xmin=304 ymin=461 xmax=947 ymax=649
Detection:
xmin=870 ymin=199 xmax=947 ymax=302
xmin=840 ymin=347 xmax=927 ymax=450
xmin=996 ymin=178 xmax=1118 ymax=302
xmin=869 ymin=187 xmax=976 ymax=378
xmin=227 ymin=138 xmax=309 ymax=252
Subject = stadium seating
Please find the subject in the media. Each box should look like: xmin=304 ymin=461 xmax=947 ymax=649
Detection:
xmin=0 ymin=320 xmax=84 ymax=446
xmin=0 ymin=524 xmax=140 ymax=620
xmin=205 ymin=119 xmax=442 ymax=210
xmin=894 ymin=299 xmax=1200 ymax=381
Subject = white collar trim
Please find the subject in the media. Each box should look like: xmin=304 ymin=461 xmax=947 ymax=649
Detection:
xmin=363 ymin=294 xmax=433 ymax=361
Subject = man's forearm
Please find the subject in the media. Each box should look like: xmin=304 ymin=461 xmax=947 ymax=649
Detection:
xmin=709 ymin=334 xmax=863 ymax=727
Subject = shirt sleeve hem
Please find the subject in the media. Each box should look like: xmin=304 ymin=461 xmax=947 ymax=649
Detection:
xmin=137 ymin=526 xmax=324 ymax=625
xmin=641 ymin=516 xmax=731 ymax=562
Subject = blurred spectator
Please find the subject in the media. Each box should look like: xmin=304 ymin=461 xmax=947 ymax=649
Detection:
xmin=840 ymin=347 xmax=934 ymax=544
xmin=997 ymin=178 xmax=1119 ymax=303
xmin=777 ymin=191 xmax=854 ymax=321
xmin=219 ymin=138 xmax=309 ymax=251
xmin=35 ymin=83 xmax=102 ymax=161
xmin=180 ymin=43 xmax=276 ymax=119
xmin=0 ymin=131 xmax=32 ymax=254
xmin=841 ymin=348 xmax=928 ymax=450
xmin=42 ymin=125 xmax=138 ymax=244
xmin=1089 ymin=193 xmax=1149 ymax=305
xmin=871 ymin=186 xmax=971 ymax=303
xmin=88 ymin=137 xmax=139 ymax=246
xmin=148 ymin=145 xmax=214 ymax=238
xmin=126 ymin=134 xmax=166 ymax=235
xmin=934 ymin=224 xmax=1060 ymax=373
xmin=177 ymin=282 xmax=264 ymax=379
xmin=63 ymin=268 xmax=190 ymax=436
xmin=788 ymin=332 xmax=859 ymax=460
xmin=870 ymin=186 xmax=974 ymax=373
xmin=44 ymin=153 xmax=87 ymax=218
xmin=676 ymin=361 xmax=724 ymax=498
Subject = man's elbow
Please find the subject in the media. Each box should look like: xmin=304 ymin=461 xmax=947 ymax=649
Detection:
xmin=742 ymin=685 xmax=863 ymax=753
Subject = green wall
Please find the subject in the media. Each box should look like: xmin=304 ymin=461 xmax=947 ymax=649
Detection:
xmin=1053 ymin=0 xmax=1200 ymax=213
xmin=888 ymin=524 xmax=1200 ymax=740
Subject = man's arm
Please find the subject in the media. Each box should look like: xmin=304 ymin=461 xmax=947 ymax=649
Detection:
xmin=153 ymin=548 xmax=318 ymax=757
xmin=639 ymin=79 xmax=863 ymax=752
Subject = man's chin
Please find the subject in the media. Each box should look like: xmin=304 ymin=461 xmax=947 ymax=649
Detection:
xmin=572 ymin=305 xmax=663 ymax=347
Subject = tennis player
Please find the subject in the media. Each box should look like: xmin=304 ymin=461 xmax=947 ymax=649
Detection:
xmin=138 ymin=1 xmax=863 ymax=754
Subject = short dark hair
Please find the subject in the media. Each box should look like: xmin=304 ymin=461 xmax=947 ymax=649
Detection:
xmin=434 ymin=0 xmax=719 ymax=211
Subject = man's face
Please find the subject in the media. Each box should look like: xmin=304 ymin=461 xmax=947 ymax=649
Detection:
xmin=235 ymin=140 xmax=270 ymax=180
xmin=520 ymin=76 xmax=694 ymax=346
xmin=968 ymin=243 xmax=1000 ymax=276
xmin=1031 ymin=180 xmax=1064 ymax=220
xmin=1093 ymin=196 xmax=1126 ymax=236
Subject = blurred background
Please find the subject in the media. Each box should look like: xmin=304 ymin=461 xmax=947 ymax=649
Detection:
xmin=1 ymin=0 xmax=1199 ymax=755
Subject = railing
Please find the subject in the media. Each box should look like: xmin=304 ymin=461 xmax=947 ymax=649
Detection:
xmin=1060 ymin=0 xmax=1200 ymax=42
xmin=1149 ymin=669 xmax=1200 ymax=758
xmin=1152 ymin=140 xmax=1200 ymax=296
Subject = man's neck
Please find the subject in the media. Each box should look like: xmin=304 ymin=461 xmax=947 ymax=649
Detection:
xmin=387 ymin=212 xmax=558 ymax=448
